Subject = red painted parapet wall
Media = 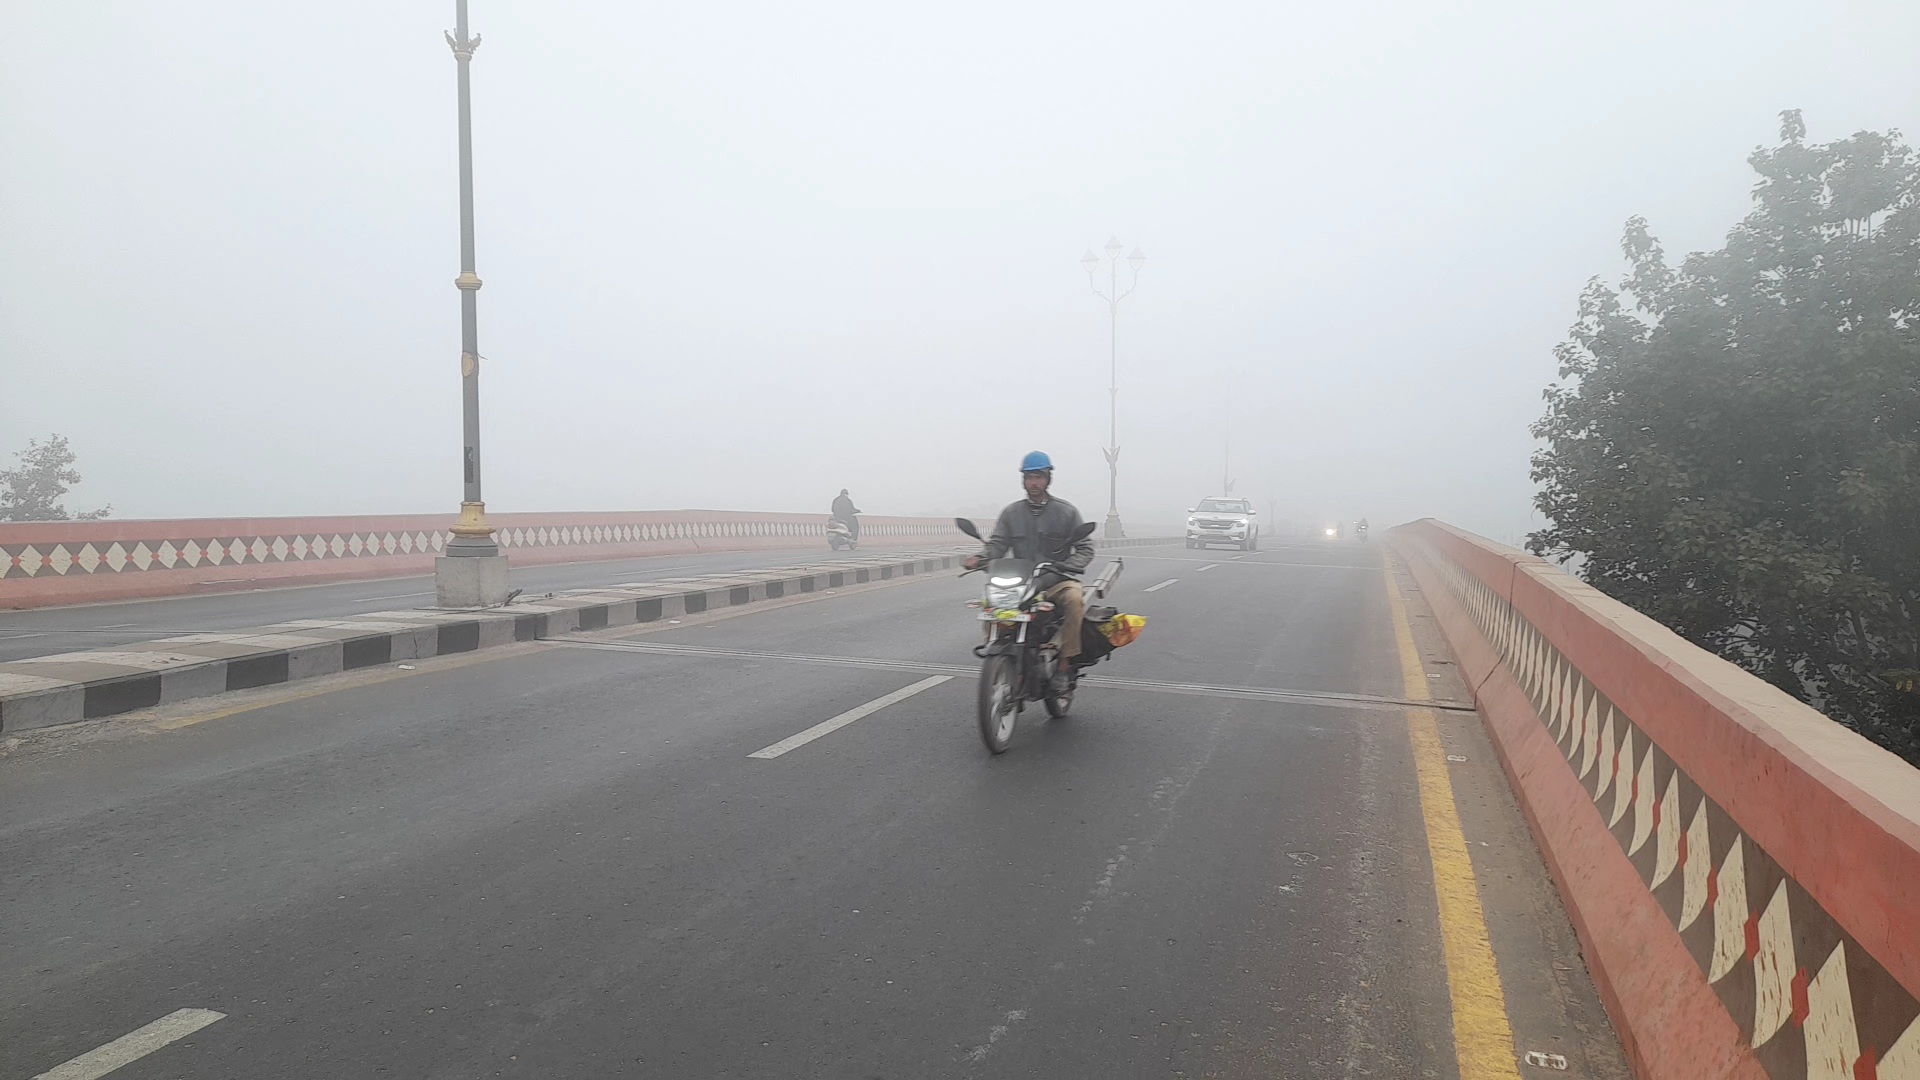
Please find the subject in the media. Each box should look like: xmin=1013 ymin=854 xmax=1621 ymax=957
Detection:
xmin=0 ymin=511 xmax=962 ymax=610
xmin=1390 ymin=519 xmax=1920 ymax=1080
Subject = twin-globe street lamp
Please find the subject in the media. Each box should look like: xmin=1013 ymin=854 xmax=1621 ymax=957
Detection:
xmin=1081 ymin=238 xmax=1146 ymax=539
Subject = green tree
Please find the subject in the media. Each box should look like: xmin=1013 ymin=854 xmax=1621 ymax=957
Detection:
xmin=0 ymin=434 xmax=112 ymax=523
xmin=1530 ymin=111 xmax=1920 ymax=763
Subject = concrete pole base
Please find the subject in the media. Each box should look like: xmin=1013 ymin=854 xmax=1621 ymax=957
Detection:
xmin=435 ymin=554 xmax=510 ymax=608
xmin=1103 ymin=512 xmax=1126 ymax=539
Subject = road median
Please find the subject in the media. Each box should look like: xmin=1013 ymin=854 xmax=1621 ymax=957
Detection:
xmin=0 ymin=537 xmax=1177 ymax=734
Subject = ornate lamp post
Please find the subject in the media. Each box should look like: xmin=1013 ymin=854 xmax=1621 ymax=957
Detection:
xmin=1081 ymin=237 xmax=1146 ymax=539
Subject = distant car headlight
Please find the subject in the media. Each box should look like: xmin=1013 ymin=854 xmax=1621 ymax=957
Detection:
xmin=1324 ymin=527 xmax=1337 ymax=537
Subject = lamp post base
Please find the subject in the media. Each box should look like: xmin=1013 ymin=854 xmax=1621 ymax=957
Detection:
xmin=435 ymin=554 xmax=510 ymax=608
xmin=1103 ymin=511 xmax=1126 ymax=540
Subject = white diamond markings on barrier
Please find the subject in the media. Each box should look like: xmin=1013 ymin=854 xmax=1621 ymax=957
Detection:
xmin=131 ymin=542 xmax=154 ymax=570
xmin=271 ymin=536 xmax=289 ymax=560
xmin=1579 ymin=699 xmax=1605 ymax=781
xmin=348 ymin=533 xmax=365 ymax=556
xmin=1877 ymin=1011 xmax=1920 ymax=1080
xmin=330 ymin=535 xmax=347 ymax=557
xmin=1802 ymin=943 xmax=1865 ymax=1079
xmin=1679 ymin=799 xmax=1713 ymax=930
xmin=17 ymin=545 xmax=43 ymax=576
xmin=1650 ymin=773 xmax=1684 ymax=889
xmin=1609 ymin=727 xmax=1637 ymax=827
xmin=1628 ymin=744 xmax=1658 ymax=854
xmin=1750 ymin=881 xmax=1796 ymax=1046
xmin=1595 ymin=707 xmax=1620 ymax=799
xmin=380 ymin=532 xmax=396 ymax=554
xmin=157 ymin=541 xmax=180 ymax=568
xmin=104 ymin=542 xmax=128 ymax=572
xmin=75 ymin=543 xmax=101 ymax=573
xmin=251 ymin=537 xmax=269 ymax=561
xmin=1707 ymin=836 xmax=1749 ymax=983
xmin=204 ymin=539 xmax=225 ymax=565
xmin=432 ymin=532 xmax=445 ymax=551
xmin=48 ymin=544 xmax=74 ymax=574
xmin=291 ymin=535 xmax=310 ymax=559
xmin=400 ymin=532 xmax=415 ymax=553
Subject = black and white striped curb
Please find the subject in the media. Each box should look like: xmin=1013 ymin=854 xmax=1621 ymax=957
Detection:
xmin=0 ymin=538 xmax=1178 ymax=734
xmin=0 ymin=550 xmax=966 ymax=733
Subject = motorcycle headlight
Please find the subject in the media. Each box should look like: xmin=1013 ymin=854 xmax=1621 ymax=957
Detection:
xmin=986 ymin=582 xmax=1026 ymax=609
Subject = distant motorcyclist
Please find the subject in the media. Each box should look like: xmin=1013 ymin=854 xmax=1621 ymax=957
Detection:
xmin=831 ymin=489 xmax=862 ymax=542
xmin=964 ymin=452 xmax=1094 ymax=688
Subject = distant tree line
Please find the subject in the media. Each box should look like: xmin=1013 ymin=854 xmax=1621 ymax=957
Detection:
xmin=1530 ymin=111 xmax=1920 ymax=764
xmin=0 ymin=434 xmax=111 ymax=522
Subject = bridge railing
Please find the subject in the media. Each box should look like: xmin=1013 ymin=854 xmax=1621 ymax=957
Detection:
xmin=0 ymin=511 xmax=964 ymax=609
xmin=1392 ymin=518 xmax=1920 ymax=1080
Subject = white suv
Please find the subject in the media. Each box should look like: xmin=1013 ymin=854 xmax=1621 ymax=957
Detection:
xmin=1186 ymin=497 xmax=1259 ymax=551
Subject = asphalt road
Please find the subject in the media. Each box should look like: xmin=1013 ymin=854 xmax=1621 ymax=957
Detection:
xmin=1 ymin=540 xmax=1629 ymax=1079
xmin=0 ymin=545 xmax=915 ymax=665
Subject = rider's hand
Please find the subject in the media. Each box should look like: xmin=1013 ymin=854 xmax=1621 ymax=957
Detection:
xmin=964 ymin=555 xmax=983 ymax=571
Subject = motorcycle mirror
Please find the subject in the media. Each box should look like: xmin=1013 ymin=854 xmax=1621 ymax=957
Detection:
xmin=955 ymin=518 xmax=982 ymax=540
xmin=1071 ymin=521 xmax=1098 ymax=542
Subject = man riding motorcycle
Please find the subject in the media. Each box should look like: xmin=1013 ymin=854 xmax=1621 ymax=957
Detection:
xmin=963 ymin=451 xmax=1094 ymax=692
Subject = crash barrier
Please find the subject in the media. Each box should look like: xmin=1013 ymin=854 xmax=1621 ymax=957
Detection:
xmin=1390 ymin=519 xmax=1920 ymax=1080
xmin=0 ymin=511 xmax=962 ymax=610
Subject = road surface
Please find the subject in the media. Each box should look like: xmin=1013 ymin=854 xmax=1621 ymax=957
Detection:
xmin=1 ymin=541 xmax=1629 ymax=1079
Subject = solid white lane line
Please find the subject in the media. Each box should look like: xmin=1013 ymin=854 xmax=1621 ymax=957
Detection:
xmin=1195 ymin=564 xmax=1217 ymax=573
xmin=34 ymin=1008 xmax=225 ymax=1080
xmin=1143 ymin=579 xmax=1179 ymax=592
xmin=100 ymin=623 xmax=135 ymax=629
xmin=748 ymin=676 xmax=953 ymax=759
xmin=1231 ymin=554 xmax=1248 ymax=560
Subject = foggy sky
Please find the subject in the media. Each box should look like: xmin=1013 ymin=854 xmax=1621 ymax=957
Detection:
xmin=6 ymin=1 xmax=1919 ymax=542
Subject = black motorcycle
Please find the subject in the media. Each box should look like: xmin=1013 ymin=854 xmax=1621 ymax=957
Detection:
xmin=955 ymin=518 xmax=1122 ymax=754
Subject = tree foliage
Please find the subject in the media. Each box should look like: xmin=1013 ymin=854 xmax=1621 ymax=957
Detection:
xmin=1530 ymin=111 xmax=1920 ymax=763
xmin=0 ymin=434 xmax=112 ymax=523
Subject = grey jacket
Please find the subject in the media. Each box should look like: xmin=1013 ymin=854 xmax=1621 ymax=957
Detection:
xmin=980 ymin=497 xmax=1095 ymax=573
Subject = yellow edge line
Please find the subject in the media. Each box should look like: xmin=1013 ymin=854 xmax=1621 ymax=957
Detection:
xmin=1382 ymin=556 xmax=1522 ymax=1079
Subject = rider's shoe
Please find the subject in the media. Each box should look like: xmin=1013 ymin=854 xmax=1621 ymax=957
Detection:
xmin=1049 ymin=667 xmax=1075 ymax=697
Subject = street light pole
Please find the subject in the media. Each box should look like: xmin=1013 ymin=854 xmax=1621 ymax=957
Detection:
xmin=1082 ymin=237 xmax=1145 ymax=539
xmin=435 ymin=0 xmax=509 ymax=606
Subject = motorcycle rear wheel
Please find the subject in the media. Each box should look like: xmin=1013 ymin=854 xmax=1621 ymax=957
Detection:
xmin=977 ymin=654 xmax=1019 ymax=754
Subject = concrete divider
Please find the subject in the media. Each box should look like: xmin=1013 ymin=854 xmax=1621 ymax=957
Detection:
xmin=0 ymin=535 xmax=1178 ymax=734
xmin=0 ymin=549 xmax=967 ymax=733
xmin=0 ymin=511 xmax=962 ymax=610
xmin=1391 ymin=519 xmax=1920 ymax=1080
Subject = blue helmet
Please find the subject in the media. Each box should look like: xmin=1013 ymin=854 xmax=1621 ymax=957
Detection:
xmin=1020 ymin=450 xmax=1054 ymax=474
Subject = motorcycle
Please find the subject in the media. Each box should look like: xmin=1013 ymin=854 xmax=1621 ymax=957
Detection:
xmin=1355 ymin=522 xmax=1369 ymax=544
xmin=954 ymin=517 xmax=1123 ymax=754
xmin=826 ymin=517 xmax=858 ymax=551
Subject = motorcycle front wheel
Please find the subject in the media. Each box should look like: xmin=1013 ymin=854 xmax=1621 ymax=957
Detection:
xmin=977 ymin=654 xmax=1019 ymax=754
xmin=1044 ymin=669 xmax=1074 ymax=719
